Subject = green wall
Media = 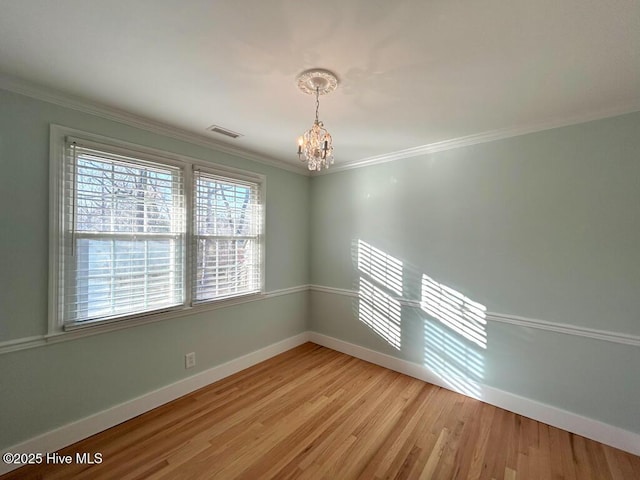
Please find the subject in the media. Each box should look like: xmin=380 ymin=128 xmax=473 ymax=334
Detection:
xmin=0 ymin=89 xmax=310 ymax=448
xmin=2 ymin=85 xmax=639 ymax=450
xmin=309 ymin=112 xmax=640 ymax=433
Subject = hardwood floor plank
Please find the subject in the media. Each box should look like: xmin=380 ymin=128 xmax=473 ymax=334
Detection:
xmin=536 ymin=422 xmax=553 ymax=480
xmin=330 ymin=379 xmax=425 ymax=479
xmin=465 ymin=402 xmax=497 ymax=480
xmin=603 ymin=444 xmax=639 ymax=480
xmin=2 ymin=343 xmax=638 ymax=480
xmin=585 ymin=433 xmax=615 ymax=480
xmin=431 ymin=395 xmax=475 ymax=480
xmin=478 ymin=406 xmax=508 ymax=480
xmin=293 ymin=369 xmax=403 ymax=474
xmin=571 ymin=433 xmax=595 ymax=480
xmin=447 ymin=398 xmax=484 ymax=480
xmin=354 ymin=384 xmax=438 ymax=479
xmin=559 ymin=429 xmax=578 ymax=480
xmin=298 ymin=374 xmax=413 ymax=479
xmin=419 ymin=427 xmax=450 ymax=479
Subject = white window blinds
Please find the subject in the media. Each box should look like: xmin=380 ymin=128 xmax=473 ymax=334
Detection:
xmin=193 ymin=169 xmax=262 ymax=303
xmin=60 ymin=140 xmax=185 ymax=324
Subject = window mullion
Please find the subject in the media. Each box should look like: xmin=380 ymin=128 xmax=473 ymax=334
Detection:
xmin=184 ymin=165 xmax=194 ymax=306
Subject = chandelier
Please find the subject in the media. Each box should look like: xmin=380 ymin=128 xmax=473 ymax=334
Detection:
xmin=296 ymin=69 xmax=338 ymax=171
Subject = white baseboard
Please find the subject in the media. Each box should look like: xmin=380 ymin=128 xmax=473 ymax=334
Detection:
xmin=0 ymin=332 xmax=310 ymax=475
xmin=3 ymin=329 xmax=638 ymax=476
xmin=308 ymin=331 xmax=640 ymax=457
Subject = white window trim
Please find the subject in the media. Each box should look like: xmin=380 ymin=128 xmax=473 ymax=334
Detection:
xmin=48 ymin=124 xmax=266 ymax=336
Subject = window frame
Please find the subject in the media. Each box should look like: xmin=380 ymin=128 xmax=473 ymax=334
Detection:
xmin=48 ymin=125 xmax=266 ymax=336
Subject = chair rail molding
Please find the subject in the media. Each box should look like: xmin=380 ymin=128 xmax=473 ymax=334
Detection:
xmin=309 ymin=284 xmax=640 ymax=347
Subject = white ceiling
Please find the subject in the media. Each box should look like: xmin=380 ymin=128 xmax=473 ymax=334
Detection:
xmin=1 ymin=0 xmax=639 ymax=173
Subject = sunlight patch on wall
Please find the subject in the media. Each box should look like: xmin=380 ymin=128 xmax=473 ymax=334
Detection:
xmin=424 ymin=320 xmax=484 ymax=398
xmin=358 ymin=277 xmax=402 ymax=349
xmin=357 ymin=240 xmax=403 ymax=296
xmin=420 ymin=274 xmax=487 ymax=349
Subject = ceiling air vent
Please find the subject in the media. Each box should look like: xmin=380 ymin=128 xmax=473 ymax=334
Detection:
xmin=206 ymin=125 xmax=243 ymax=139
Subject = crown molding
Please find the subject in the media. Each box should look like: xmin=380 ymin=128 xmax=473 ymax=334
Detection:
xmin=321 ymin=104 xmax=640 ymax=175
xmin=3 ymin=73 xmax=638 ymax=178
xmin=0 ymin=74 xmax=310 ymax=176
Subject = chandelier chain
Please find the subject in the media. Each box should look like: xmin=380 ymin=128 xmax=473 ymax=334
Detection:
xmin=315 ymin=87 xmax=320 ymax=123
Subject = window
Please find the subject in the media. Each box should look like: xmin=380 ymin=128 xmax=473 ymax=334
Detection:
xmin=193 ymin=170 xmax=261 ymax=302
xmin=66 ymin=143 xmax=185 ymax=323
xmin=49 ymin=127 xmax=264 ymax=331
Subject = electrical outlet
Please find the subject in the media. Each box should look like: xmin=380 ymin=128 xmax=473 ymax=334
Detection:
xmin=185 ymin=352 xmax=196 ymax=369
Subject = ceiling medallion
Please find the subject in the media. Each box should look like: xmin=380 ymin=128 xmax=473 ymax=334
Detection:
xmin=296 ymin=69 xmax=338 ymax=171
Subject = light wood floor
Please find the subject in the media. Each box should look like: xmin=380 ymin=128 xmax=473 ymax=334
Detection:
xmin=3 ymin=343 xmax=639 ymax=479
